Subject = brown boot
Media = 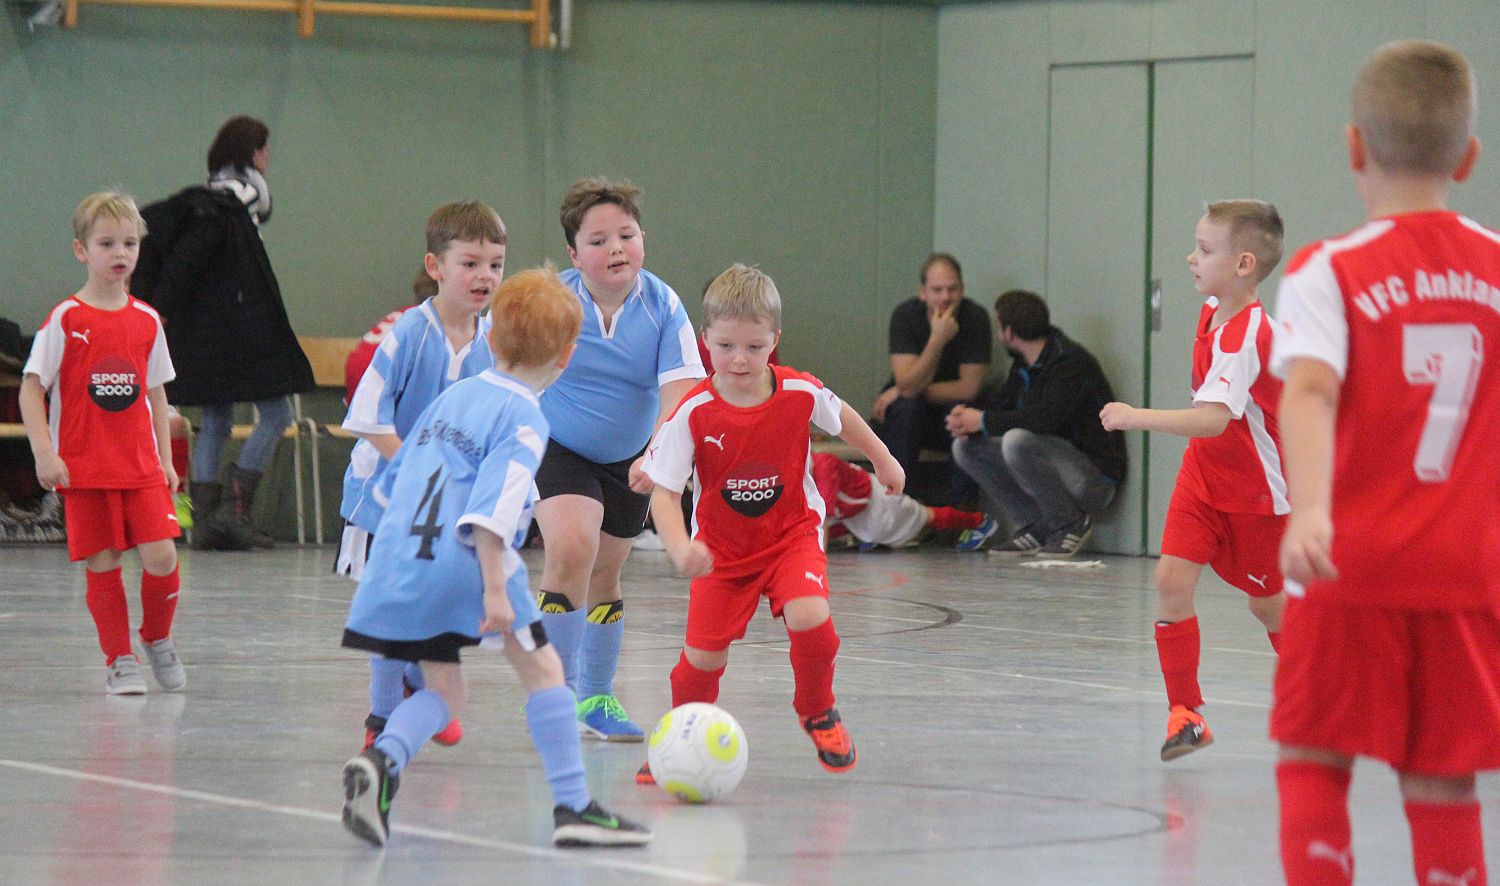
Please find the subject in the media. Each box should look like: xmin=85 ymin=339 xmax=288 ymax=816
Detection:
xmin=189 ymin=481 xmax=251 ymax=551
xmin=229 ymin=467 xmax=275 ymax=548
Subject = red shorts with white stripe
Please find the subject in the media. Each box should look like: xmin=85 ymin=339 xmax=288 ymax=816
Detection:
xmin=1271 ymin=598 xmax=1500 ymax=776
xmin=685 ymin=536 xmax=829 ymax=651
xmin=62 ymin=485 xmax=180 ymax=561
xmin=1160 ymin=482 xmax=1285 ymax=597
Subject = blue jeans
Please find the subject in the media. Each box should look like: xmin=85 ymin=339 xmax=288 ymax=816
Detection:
xmin=951 ymin=428 xmax=1116 ymax=537
xmin=192 ymin=397 xmax=293 ymax=482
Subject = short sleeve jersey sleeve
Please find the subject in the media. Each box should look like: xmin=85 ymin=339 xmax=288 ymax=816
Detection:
xmin=1271 ymin=240 xmax=1359 ymax=380
xmin=1192 ymin=299 xmax=1267 ymax=419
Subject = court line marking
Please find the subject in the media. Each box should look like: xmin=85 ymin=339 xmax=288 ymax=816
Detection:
xmin=0 ymin=759 xmax=762 ymax=885
xmin=835 ymin=608 xmax=1275 ymax=657
xmin=736 ymin=646 xmax=1271 ymax=710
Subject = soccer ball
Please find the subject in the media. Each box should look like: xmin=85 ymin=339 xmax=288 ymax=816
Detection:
xmin=647 ymin=703 xmax=749 ymax=803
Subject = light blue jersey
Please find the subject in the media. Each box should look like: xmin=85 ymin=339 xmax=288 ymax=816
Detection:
xmin=540 ymin=267 xmax=703 ymax=464
xmin=345 ymin=371 xmax=546 ymax=645
xmin=340 ymin=299 xmax=494 ymax=532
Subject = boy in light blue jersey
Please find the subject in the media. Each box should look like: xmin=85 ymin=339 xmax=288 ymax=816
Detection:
xmin=533 ymin=178 xmax=705 ymax=741
xmin=340 ymin=267 xmax=651 ymax=850
xmin=336 ymin=201 xmax=505 ymax=750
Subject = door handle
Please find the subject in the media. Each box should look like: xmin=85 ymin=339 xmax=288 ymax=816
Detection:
xmin=1150 ymin=278 xmax=1163 ymax=332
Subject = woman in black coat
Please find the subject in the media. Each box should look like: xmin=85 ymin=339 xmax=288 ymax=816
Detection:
xmin=149 ymin=116 xmax=313 ymax=550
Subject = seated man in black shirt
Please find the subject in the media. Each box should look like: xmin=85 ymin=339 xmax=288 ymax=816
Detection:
xmin=873 ymin=253 xmax=991 ymax=503
xmin=945 ymin=289 xmax=1126 ymax=558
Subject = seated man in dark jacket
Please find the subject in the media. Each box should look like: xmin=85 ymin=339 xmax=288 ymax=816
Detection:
xmin=945 ymin=289 xmax=1126 ymax=558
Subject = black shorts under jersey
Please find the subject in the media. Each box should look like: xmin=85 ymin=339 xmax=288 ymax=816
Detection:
xmin=534 ymin=439 xmax=650 ymax=539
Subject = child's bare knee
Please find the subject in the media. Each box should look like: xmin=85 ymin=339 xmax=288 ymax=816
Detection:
xmin=1399 ymin=772 xmax=1477 ymax=804
xmin=419 ymin=662 xmax=467 ymax=715
xmin=684 ymin=645 xmax=727 ymax=672
xmin=139 ymin=541 xmax=178 ymax=576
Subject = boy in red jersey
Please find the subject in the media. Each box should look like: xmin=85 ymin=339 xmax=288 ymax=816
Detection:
xmin=811 ymin=452 xmax=986 ymax=550
xmin=636 ymin=263 xmax=903 ymax=782
xmin=1100 ymin=199 xmax=1287 ymax=761
xmin=1272 ymin=41 xmax=1500 ymax=886
xmin=20 ymin=192 xmax=185 ymax=696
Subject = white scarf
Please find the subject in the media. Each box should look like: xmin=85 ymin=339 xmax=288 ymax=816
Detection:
xmin=209 ymin=165 xmax=273 ymax=227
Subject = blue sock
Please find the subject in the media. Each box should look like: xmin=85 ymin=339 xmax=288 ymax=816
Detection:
xmin=578 ymin=605 xmax=624 ymax=699
xmin=540 ymin=608 xmax=586 ymax=694
xmin=372 ymin=689 xmax=449 ymax=775
xmin=525 ymin=685 xmax=589 ymax=812
xmin=368 ymin=656 xmax=406 ymax=719
xmin=403 ymin=661 xmax=425 ymax=692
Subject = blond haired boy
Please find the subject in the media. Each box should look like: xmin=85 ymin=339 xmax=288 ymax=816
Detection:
xmin=340 ymin=267 xmax=650 ymax=849
xmin=20 ymin=192 xmax=185 ymax=695
xmin=1271 ymin=41 xmax=1500 ymax=885
xmin=637 ymin=264 xmax=903 ymax=782
xmin=1101 ymin=198 xmax=1288 ymax=760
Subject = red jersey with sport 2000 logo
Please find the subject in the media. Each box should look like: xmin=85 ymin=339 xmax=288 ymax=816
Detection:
xmin=643 ymin=364 xmax=844 ymax=574
xmin=1272 ymin=211 xmax=1500 ymax=610
xmin=23 ymin=296 xmax=175 ymax=489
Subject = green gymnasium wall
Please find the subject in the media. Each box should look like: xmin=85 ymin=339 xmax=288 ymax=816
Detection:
xmin=0 ymin=1 xmax=936 ymax=410
xmin=934 ymin=0 xmax=1500 ymax=553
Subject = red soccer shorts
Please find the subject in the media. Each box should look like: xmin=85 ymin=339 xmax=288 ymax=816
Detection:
xmin=63 ymin=485 xmax=180 ymax=561
xmin=685 ymin=536 xmax=829 ymax=651
xmin=1160 ymin=482 xmax=1285 ymax=597
xmin=1271 ymin=598 xmax=1500 ymax=776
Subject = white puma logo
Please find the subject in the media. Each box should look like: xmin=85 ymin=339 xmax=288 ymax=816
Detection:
xmin=804 ymin=571 xmax=825 ymax=589
xmin=1428 ymin=868 xmax=1479 ymax=886
xmin=703 ymin=434 xmax=726 ymax=451
xmin=1246 ymin=573 xmax=1268 ymax=589
xmin=1307 ymin=841 xmax=1353 ymax=878
xmin=70 ymin=329 xmax=91 ymax=345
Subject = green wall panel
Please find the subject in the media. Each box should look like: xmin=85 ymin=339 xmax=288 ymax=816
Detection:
xmin=0 ymin=1 xmax=934 ymax=411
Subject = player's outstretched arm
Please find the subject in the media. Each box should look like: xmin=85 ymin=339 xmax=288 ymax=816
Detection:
xmin=474 ymin=528 xmax=517 ymax=635
xmin=836 ymin=402 xmax=905 ymax=496
xmin=19 ymin=374 xmax=68 ymax=490
xmin=651 ymin=487 xmax=712 ymax=577
xmin=1100 ymin=402 xmax=1231 ymax=438
xmin=1277 ymin=358 xmax=1341 ymax=584
xmin=147 ymin=385 xmax=179 ymax=494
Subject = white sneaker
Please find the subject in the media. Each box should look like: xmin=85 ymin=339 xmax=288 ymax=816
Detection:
xmin=106 ymin=655 xmax=147 ymax=695
xmin=631 ymin=528 xmax=666 ymax=551
xmin=141 ymin=637 xmax=187 ymax=691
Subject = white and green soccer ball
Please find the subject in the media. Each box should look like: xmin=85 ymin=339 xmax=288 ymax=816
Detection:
xmin=647 ymin=703 xmax=749 ymax=803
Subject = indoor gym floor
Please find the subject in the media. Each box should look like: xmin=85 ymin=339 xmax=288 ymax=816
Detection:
xmin=2 ymin=542 xmax=1494 ymax=885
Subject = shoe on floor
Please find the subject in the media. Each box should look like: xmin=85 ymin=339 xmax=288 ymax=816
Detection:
xmin=105 ymin=655 xmax=147 ymax=695
xmin=140 ymin=636 xmax=186 ymax=691
xmin=552 ymin=800 xmax=652 ymax=847
xmin=634 ymin=761 xmax=655 ymax=786
xmin=802 ymin=707 xmax=857 ymax=773
xmin=955 ymin=515 xmax=999 ymax=552
xmin=431 ymin=718 xmax=464 ymax=746
xmin=342 ymin=746 xmax=399 ymax=847
xmin=989 ymin=527 xmax=1044 ymax=558
xmin=631 ymin=528 xmax=666 ymax=551
xmin=578 ymin=694 xmax=645 ymax=742
xmin=1160 ymin=705 xmax=1214 ymax=761
xmin=1036 ymin=513 xmax=1093 ymax=559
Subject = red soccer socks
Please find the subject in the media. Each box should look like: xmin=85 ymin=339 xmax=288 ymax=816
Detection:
xmin=1278 ymin=759 xmax=1354 ymax=885
xmin=86 ymin=567 xmax=131 ymax=663
xmin=1155 ymin=617 xmax=1204 ymax=711
xmin=788 ymin=618 xmax=840 ymax=719
xmin=138 ymin=564 xmax=180 ymax=644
